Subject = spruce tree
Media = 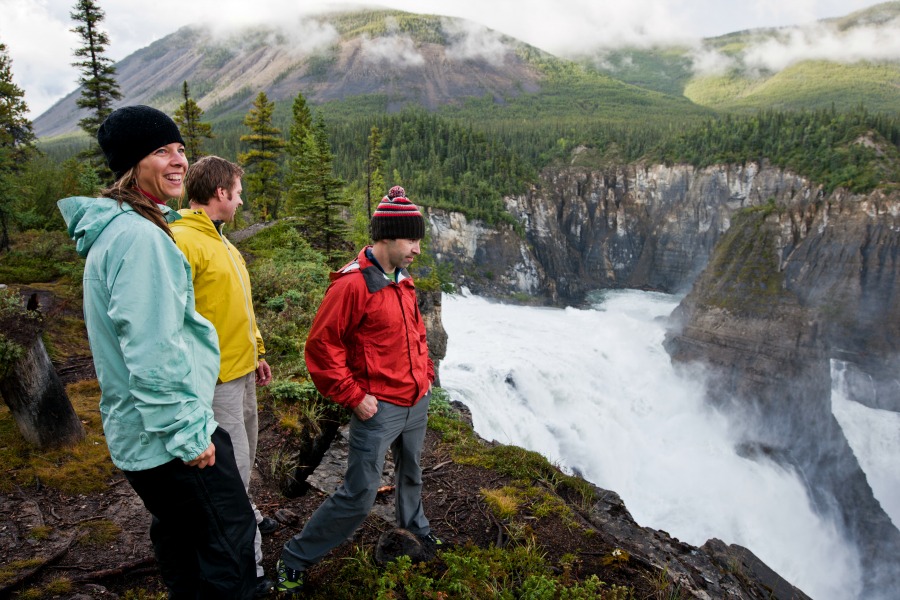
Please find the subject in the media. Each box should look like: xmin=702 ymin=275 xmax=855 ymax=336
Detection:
xmin=238 ymin=92 xmax=285 ymax=221
xmin=0 ymin=41 xmax=37 ymax=251
xmin=283 ymin=99 xmax=347 ymax=261
xmin=174 ymin=81 xmax=214 ymax=164
xmin=282 ymin=91 xmax=313 ymax=219
xmin=309 ymin=115 xmax=348 ymax=261
xmin=70 ymin=0 xmax=122 ymax=172
xmin=365 ymin=125 xmax=384 ymax=219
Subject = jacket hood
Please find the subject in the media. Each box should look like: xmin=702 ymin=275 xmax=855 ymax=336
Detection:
xmin=57 ymin=196 xmax=179 ymax=257
xmin=174 ymin=208 xmax=221 ymax=239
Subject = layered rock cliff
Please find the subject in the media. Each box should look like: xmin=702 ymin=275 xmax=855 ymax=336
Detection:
xmin=429 ymin=159 xmax=818 ymax=304
xmin=664 ymin=190 xmax=900 ymax=600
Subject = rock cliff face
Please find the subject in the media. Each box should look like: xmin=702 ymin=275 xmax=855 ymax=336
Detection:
xmin=430 ymin=160 xmax=818 ymax=304
xmin=664 ymin=190 xmax=900 ymax=600
xmin=427 ymin=161 xmax=900 ymax=598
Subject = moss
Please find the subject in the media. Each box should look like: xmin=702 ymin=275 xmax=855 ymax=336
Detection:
xmin=0 ymin=558 xmax=43 ymax=585
xmin=26 ymin=525 xmax=52 ymax=541
xmin=0 ymin=380 xmax=115 ymax=494
xmin=77 ymin=519 xmax=121 ymax=546
xmin=481 ymin=487 xmax=520 ymax=519
xmin=702 ymin=208 xmax=789 ymax=316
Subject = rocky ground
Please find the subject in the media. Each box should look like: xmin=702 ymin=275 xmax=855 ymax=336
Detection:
xmin=0 ymin=388 xmax=656 ymax=599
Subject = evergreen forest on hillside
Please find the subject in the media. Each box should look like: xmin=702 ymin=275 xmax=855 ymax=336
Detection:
xmin=28 ymin=101 xmax=900 ymax=233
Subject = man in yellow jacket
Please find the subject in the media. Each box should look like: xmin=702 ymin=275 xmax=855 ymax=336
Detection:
xmin=172 ymin=156 xmax=274 ymax=597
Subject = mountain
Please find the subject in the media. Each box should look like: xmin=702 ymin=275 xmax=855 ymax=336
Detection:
xmin=32 ymin=9 xmax=707 ymax=140
xmin=579 ymin=1 xmax=900 ymax=113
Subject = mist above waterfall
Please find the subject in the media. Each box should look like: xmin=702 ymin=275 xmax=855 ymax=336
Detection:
xmin=440 ymin=289 xmax=868 ymax=600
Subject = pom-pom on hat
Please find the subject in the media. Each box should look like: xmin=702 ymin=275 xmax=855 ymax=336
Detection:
xmin=370 ymin=190 xmax=425 ymax=241
xmin=97 ymin=105 xmax=185 ymax=180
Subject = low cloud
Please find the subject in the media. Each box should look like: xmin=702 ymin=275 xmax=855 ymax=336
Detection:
xmin=743 ymin=20 xmax=900 ymax=71
xmin=359 ymin=35 xmax=426 ymax=68
xmin=208 ymin=18 xmax=340 ymax=58
xmin=442 ymin=19 xmax=511 ymax=67
xmin=691 ymin=18 xmax=900 ymax=76
xmin=689 ymin=47 xmax=738 ymax=76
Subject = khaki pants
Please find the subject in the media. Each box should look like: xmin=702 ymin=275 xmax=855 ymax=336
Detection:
xmin=213 ymin=372 xmax=265 ymax=577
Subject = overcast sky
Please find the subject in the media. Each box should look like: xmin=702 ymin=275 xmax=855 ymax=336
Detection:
xmin=0 ymin=0 xmax=888 ymax=119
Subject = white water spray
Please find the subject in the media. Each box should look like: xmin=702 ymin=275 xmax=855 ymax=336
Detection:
xmin=440 ymin=290 xmax=864 ymax=600
xmin=831 ymin=360 xmax=900 ymax=530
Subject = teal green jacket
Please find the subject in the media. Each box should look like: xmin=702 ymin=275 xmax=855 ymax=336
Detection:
xmin=58 ymin=196 xmax=220 ymax=471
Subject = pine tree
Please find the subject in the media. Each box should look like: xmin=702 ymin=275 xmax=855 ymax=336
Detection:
xmin=0 ymin=41 xmax=37 ymax=251
xmin=174 ymin=81 xmax=214 ymax=164
xmin=70 ymin=0 xmax=122 ymax=172
xmin=238 ymin=92 xmax=285 ymax=221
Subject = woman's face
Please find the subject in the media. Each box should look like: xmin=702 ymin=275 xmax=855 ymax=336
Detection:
xmin=134 ymin=142 xmax=188 ymax=200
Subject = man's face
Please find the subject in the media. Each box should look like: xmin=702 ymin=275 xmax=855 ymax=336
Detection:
xmin=383 ymin=238 xmax=421 ymax=271
xmin=218 ymin=177 xmax=243 ymax=223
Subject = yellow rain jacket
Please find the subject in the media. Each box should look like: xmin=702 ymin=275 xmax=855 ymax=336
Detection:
xmin=172 ymin=208 xmax=265 ymax=383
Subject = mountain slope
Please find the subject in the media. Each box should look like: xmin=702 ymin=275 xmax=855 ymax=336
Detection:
xmin=580 ymin=1 xmax=900 ymax=113
xmin=33 ymin=9 xmax=708 ymax=139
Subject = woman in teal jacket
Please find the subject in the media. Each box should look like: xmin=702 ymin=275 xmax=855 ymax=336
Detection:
xmin=57 ymin=106 xmax=257 ymax=599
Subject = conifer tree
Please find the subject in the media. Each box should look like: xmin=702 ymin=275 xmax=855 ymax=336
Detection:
xmin=310 ymin=115 xmax=349 ymax=261
xmin=0 ymin=41 xmax=37 ymax=251
xmin=238 ymin=92 xmax=285 ymax=221
xmin=365 ymin=125 xmax=384 ymax=219
xmin=174 ymin=81 xmax=214 ymax=164
xmin=284 ymin=103 xmax=347 ymax=261
xmin=282 ymin=91 xmax=313 ymax=218
xmin=70 ymin=0 xmax=122 ymax=171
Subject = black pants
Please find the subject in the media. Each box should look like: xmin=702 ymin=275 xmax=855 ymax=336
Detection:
xmin=125 ymin=427 xmax=257 ymax=599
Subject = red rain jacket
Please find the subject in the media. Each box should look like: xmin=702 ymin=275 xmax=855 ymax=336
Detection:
xmin=305 ymin=247 xmax=435 ymax=410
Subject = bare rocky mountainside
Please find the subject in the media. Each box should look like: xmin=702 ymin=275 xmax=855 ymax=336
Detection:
xmin=33 ymin=12 xmax=552 ymax=138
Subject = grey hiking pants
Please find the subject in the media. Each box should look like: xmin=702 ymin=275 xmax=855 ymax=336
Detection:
xmin=281 ymin=391 xmax=432 ymax=571
xmin=213 ymin=372 xmax=265 ymax=577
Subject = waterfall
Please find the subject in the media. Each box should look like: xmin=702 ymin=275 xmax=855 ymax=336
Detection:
xmin=440 ymin=289 xmax=869 ymax=600
xmin=831 ymin=360 xmax=900 ymax=530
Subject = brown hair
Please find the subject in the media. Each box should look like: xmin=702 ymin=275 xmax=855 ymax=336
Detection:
xmin=100 ymin=168 xmax=175 ymax=241
xmin=185 ymin=156 xmax=244 ymax=206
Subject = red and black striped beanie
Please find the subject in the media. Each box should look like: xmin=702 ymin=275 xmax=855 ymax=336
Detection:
xmin=370 ymin=186 xmax=425 ymax=241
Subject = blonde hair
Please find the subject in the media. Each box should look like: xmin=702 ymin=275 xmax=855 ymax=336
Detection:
xmin=100 ymin=167 xmax=176 ymax=241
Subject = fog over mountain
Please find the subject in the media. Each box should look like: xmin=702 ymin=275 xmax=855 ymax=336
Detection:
xmin=1 ymin=0 xmax=888 ymax=120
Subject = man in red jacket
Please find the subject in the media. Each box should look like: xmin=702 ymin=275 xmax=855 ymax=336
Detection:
xmin=276 ymin=187 xmax=438 ymax=594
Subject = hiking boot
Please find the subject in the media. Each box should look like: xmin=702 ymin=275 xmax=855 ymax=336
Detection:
xmin=418 ymin=532 xmax=444 ymax=552
xmin=258 ymin=516 xmax=279 ymax=535
xmin=254 ymin=575 xmax=273 ymax=598
xmin=274 ymin=559 xmax=305 ymax=595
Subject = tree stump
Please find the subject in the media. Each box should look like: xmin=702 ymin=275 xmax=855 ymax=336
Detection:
xmin=0 ymin=291 xmax=85 ymax=449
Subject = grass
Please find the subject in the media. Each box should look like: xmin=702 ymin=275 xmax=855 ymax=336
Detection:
xmin=316 ymin=542 xmax=634 ymax=600
xmin=0 ymin=379 xmax=115 ymax=494
xmin=686 ymin=60 xmax=900 ymax=114
xmin=77 ymin=519 xmax=122 ymax=547
xmin=702 ymin=208 xmax=789 ymax=317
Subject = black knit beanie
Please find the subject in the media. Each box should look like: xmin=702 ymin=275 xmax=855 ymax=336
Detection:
xmin=97 ymin=105 xmax=185 ymax=180
xmin=370 ymin=188 xmax=425 ymax=241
